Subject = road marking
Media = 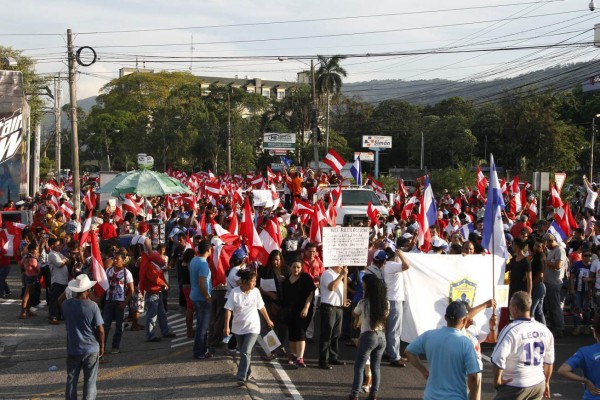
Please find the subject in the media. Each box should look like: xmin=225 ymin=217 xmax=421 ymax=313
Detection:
xmin=172 ymin=339 xmax=193 ymax=348
xmin=482 ymin=354 xmax=491 ymax=363
xmin=31 ymin=348 xmax=189 ymax=399
xmin=268 ymin=359 xmax=304 ymax=400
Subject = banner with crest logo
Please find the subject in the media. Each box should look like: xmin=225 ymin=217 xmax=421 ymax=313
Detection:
xmin=400 ymin=253 xmax=505 ymax=343
xmin=0 ymin=70 xmax=29 ymax=205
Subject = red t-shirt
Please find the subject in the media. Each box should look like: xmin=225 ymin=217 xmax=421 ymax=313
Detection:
xmin=98 ymin=222 xmax=118 ymax=240
xmin=302 ymin=256 xmax=324 ymax=286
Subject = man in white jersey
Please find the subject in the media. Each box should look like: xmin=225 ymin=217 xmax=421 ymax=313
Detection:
xmin=491 ymin=291 xmax=554 ymax=400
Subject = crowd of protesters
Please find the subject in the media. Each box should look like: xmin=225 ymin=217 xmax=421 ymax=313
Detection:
xmin=2 ymin=168 xmax=600 ymax=399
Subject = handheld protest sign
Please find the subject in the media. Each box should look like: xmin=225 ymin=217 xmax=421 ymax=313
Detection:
xmin=322 ymin=227 xmax=370 ymax=306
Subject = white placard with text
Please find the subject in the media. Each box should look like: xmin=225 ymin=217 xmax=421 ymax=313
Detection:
xmin=322 ymin=227 xmax=370 ymax=267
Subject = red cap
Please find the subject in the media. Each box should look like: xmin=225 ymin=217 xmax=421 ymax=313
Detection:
xmin=138 ymin=221 xmax=149 ymax=234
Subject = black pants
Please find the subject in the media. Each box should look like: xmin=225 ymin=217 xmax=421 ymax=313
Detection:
xmin=319 ymin=304 xmax=343 ymax=365
xmin=49 ymin=283 xmax=67 ymax=319
xmin=207 ymin=289 xmax=227 ymax=350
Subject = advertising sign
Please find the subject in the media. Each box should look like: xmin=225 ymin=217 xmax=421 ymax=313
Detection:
xmin=362 ymin=135 xmax=392 ymax=149
xmin=263 ymin=133 xmax=296 ymax=151
xmin=0 ymin=71 xmax=29 ymax=205
xmin=354 ymin=152 xmax=374 ymax=162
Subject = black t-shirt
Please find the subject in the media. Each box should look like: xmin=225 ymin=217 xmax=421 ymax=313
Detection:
xmin=509 ymin=256 xmax=531 ymax=297
xmin=531 ymin=253 xmax=545 ymax=284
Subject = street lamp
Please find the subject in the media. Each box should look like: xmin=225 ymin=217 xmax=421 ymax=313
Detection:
xmin=592 ymin=113 xmax=600 ymax=181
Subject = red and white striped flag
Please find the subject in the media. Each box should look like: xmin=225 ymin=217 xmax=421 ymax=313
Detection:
xmin=79 ymin=212 xmax=93 ymax=246
xmin=83 ymin=188 xmax=97 ymax=211
xmin=323 ymin=148 xmax=345 ymax=174
xmin=90 ymin=230 xmax=109 ymax=297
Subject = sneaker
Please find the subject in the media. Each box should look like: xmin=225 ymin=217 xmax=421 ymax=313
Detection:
xmin=227 ymin=349 xmax=240 ymax=355
xmin=288 ymin=354 xmax=298 ymax=365
xmin=49 ymin=318 xmax=59 ymax=325
xmin=110 ymin=347 xmax=120 ymax=354
xmin=236 ymin=379 xmax=246 ymax=387
xmin=204 ymin=351 xmax=213 ymax=359
xmin=296 ymin=358 xmax=306 ymax=368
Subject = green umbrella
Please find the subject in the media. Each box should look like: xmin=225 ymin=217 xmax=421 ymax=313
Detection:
xmin=96 ymin=169 xmax=193 ymax=197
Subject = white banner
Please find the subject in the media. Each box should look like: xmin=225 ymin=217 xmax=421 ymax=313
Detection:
xmin=401 ymin=253 xmax=505 ymax=343
xmin=322 ymin=227 xmax=370 ymax=267
xmin=252 ymin=190 xmax=274 ymax=208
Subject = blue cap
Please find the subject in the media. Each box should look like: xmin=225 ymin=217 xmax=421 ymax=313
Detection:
xmin=232 ymin=247 xmax=247 ymax=259
xmin=445 ymin=301 xmax=468 ymax=320
xmin=373 ymin=250 xmax=387 ymax=262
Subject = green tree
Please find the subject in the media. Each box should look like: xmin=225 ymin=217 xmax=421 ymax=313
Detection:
xmin=316 ymin=55 xmax=347 ymax=149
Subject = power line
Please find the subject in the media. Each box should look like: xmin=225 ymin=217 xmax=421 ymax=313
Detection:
xmin=71 ymin=1 xmax=566 ymax=35
xmin=89 ymin=10 xmax=587 ymax=49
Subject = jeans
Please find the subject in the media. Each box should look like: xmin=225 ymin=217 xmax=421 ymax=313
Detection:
xmin=66 ymin=352 xmax=99 ymax=400
xmin=544 ymin=282 xmax=564 ymax=332
xmin=572 ymin=291 xmax=592 ymax=326
xmin=530 ymin=282 xmax=546 ymax=325
xmin=193 ymin=300 xmax=211 ymax=358
xmin=103 ymin=300 xmax=125 ymax=349
xmin=319 ymin=304 xmax=343 ymax=365
xmin=385 ymin=300 xmax=403 ymax=361
xmin=235 ymin=333 xmax=259 ymax=381
xmin=49 ymin=283 xmax=67 ymax=319
xmin=145 ymin=293 xmax=171 ymax=340
xmin=0 ymin=267 xmax=10 ymax=296
xmin=351 ymin=331 xmax=386 ymax=397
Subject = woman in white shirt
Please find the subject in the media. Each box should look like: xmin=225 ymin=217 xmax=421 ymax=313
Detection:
xmin=348 ymin=274 xmax=389 ymax=400
xmin=224 ymin=269 xmax=274 ymax=386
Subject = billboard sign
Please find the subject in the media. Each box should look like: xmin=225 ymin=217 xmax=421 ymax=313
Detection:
xmin=354 ymin=152 xmax=374 ymax=162
xmin=362 ymin=135 xmax=392 ymax=149
xmin=263 ymin=133 xmax=296 ymax=151
xmin=0 ymin=71 xmax=28 ymax=205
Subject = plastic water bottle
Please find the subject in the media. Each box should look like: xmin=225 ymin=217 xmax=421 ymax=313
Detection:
xmin=48 ymin=365 xmax=58 ymax=372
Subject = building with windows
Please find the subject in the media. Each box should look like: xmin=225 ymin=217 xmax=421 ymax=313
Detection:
xmin=197 ymin=75 xmax=296 ymax=100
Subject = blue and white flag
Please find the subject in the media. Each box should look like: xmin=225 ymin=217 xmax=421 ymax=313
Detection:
xmin=280 ymin=156 xmax=293 ymax=167
xmin=460 ymin=223 xmax=474 ymax=241
xmin=482 ymin=155 xmax=507 ymax=258
xmin=547 ymin=220 xmax=567 ymax=243
xmin=351 ymin=155 xmax=362 ymax=186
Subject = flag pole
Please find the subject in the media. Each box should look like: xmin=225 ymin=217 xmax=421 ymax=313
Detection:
xmin=490 ymin=155 xmax=496 ymax=315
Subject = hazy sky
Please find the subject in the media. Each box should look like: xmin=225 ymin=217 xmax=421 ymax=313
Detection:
xmin=3 ymin=0 xmax=597 ymax=101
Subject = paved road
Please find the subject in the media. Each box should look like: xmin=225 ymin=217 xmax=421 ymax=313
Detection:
xmin=0 ymin=265 xmax=592 ymax=399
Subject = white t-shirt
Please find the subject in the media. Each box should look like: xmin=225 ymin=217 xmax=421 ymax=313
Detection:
xmin=353 ymin=298 xmax=389 ymax=333
xmin=463 ymin=325 xmax=488 ymax=371
xmin=320 ymin=268 xmax=344 ymax=307
xmin=383 ymin=261 xmax=406 ymax=302
xmin=491 ymin=319 xmax=554 ymax=388
xmin=48 ymin=250 xmax=69 ymax=285
xmin=105 ymin=267 xmax=133 ymax=302
xmin=590 ymin=260 xmax=600 ymax=290
xmin=224 ymin=286 xmax=264 ymax=335
xmin=225 ymin=266 xmax=242 ymax=298
xmin=585 ymin=185 xmax=598 ymax=210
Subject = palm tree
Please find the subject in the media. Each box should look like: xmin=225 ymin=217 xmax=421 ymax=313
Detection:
xmin=315 ymin=55 xmax=347 ymax=149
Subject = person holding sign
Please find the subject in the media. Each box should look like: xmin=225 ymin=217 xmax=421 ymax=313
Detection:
xmin=319 ymin=265 xmax=351 ymax=370
xmin=224 ymin=269 xmax=274 ymax=386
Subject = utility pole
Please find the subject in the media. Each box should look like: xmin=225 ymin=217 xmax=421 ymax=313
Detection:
xmin=311 ymin=59 xmax=319 ymax=167
xmin=32 ymin=124 xmax=41 ymax=195
xmin=54 ymin=74 xmax=62 ymax=184
xmin=67 ymin=29 xmax=81 ymax=217
xmin=227 ymin=88 xmax=232 ymax=174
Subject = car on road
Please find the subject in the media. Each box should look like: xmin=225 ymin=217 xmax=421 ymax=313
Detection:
xmin=319 ymin=186 xmax=388 ymax=226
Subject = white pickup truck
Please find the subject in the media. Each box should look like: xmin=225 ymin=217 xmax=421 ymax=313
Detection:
xmin=319 ymin=186 xmax=388 ymax=226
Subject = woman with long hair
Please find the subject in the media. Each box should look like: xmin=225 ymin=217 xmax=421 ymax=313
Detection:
xmin=281 ymin=261 xmax=315 ymax=368
xmin=348 ymin=274 xmax=389 ymax=400
xmin=258 ymin=250 xmax=287 ymax=357
xmin=224 ymin=269 xmax=274 ymax=386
